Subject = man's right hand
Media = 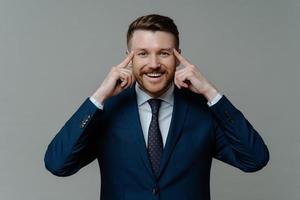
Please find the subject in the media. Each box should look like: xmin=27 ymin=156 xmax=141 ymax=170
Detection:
xmin=91 ymin=52 xmax=135 ymax=104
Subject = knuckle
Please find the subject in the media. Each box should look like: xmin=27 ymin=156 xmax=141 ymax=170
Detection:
xmin=111 ymin=66 xmax=119 ymax=73
xmin=187 ymin=70 xmax=193 ymax=76
xmin=190 ymin=65 xmax=196 ymax=69
xmin=111 ymin=70 xmax=118 ymax=77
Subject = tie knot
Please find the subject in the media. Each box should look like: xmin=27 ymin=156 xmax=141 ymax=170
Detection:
xmin=148 ymin=99 xmax=161 ymax=115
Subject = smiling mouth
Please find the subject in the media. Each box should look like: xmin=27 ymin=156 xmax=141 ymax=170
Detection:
xmin=146 ymin=73 xmax=163 ymax=78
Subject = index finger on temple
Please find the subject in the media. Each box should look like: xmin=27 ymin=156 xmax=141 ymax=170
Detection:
xmin=118 ymin=51 xmax=134 ymax=68
xmin=173 ymin=49 xmax=190 ymax=66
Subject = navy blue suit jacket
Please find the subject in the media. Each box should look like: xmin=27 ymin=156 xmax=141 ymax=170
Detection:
xmin=44 ymin=86 xmax=269 ymax=200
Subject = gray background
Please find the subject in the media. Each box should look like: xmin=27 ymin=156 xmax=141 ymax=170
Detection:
xmin=0 ymin=0 xmax=299 ymax=199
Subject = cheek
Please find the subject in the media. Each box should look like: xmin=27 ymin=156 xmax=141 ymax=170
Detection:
xmin=131 ymin=66 xmax=139 ymax=77
xmin=163 ymin=58 xmax=176 ymax=70
xmin=132 ymin=64 xmax=144 ymax=79
xmin=132 ymin=58 xmax=148 ymax=75
xmin=132 ymin=57 xmax=145 ymax=66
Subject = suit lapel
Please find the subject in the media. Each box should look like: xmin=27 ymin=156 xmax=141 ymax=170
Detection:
xmin=158 ymin=88 xmax=189 ymax=177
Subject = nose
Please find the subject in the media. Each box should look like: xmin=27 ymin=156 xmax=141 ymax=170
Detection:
xmin=148 ymin=55 xmax=161 ymax=69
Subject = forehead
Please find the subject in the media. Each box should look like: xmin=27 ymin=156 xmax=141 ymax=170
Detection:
xmin=130 ymin=30 xmax=176 ymax=50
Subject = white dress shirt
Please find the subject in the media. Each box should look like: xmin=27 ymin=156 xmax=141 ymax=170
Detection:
xmin=135 ymin=84 xmax=174 ymax=147
xmin=89 ymin=84 xmax=222 ymax=148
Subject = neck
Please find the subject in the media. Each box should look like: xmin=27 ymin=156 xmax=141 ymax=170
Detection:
xmin=138 ymin=83 xmax=173 ymax=98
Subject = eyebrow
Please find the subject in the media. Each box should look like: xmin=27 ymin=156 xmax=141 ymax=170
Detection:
xmin=135 ymin=48 xmax=173 ymax=51
xmin=161 ymin=48 xmax=173 ymax=51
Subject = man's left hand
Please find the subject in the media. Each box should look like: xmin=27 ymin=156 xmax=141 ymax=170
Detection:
xmin=173 ymin=49 xmax=219 ymax=102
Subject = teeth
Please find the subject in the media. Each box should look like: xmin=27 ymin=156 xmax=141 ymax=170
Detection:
xmin=147 ymin=73 xmax=161 ymax=77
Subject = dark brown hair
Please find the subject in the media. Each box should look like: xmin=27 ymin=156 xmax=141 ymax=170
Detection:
xmin=127 ymin=14 xmax=179 ymax=49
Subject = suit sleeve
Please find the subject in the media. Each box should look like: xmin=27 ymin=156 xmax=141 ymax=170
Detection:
xmin=210 ymin=96 xmax=269 ymax=172
xmin=44 ymin=98 xmax=102 ymax=177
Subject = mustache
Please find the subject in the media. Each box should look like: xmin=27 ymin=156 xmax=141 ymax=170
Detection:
xmin=138 ymin=64 xmax=166 ymax=75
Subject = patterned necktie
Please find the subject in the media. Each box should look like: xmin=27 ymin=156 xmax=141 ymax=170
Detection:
xmin=147 ymin=99 xmax=163 ymax=178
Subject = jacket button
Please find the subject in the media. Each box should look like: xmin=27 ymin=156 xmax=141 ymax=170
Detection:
xmin=80 ymin=115 xmax=91 ymax=128
xmin=80 ymin=123 xmax=85 ymax=128
xmin=152 ymin=187 xmax=159 ymax=195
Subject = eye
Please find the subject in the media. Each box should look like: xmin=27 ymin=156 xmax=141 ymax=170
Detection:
xmin=160 ymin=51 xmax=170 ymax=57
xmin=137 ymin=52 xmax=147 ymax=57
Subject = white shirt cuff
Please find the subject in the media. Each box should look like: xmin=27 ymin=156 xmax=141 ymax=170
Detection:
xmin=89 ymin=96 xmax=104 ymax=110
xmin=207 ymin=93 xmax=223 ymax=107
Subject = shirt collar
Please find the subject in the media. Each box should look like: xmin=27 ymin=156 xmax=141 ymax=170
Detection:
xmin=135 ymin=83 xmax=174 ymax=106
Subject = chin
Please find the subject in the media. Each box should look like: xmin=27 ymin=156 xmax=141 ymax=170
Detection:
xmin=143 ymin=84 xmax=170 ymax=97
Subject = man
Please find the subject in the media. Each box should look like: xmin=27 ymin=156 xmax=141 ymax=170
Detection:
xmin=44 ymin=14 xmax=269 ymax=200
